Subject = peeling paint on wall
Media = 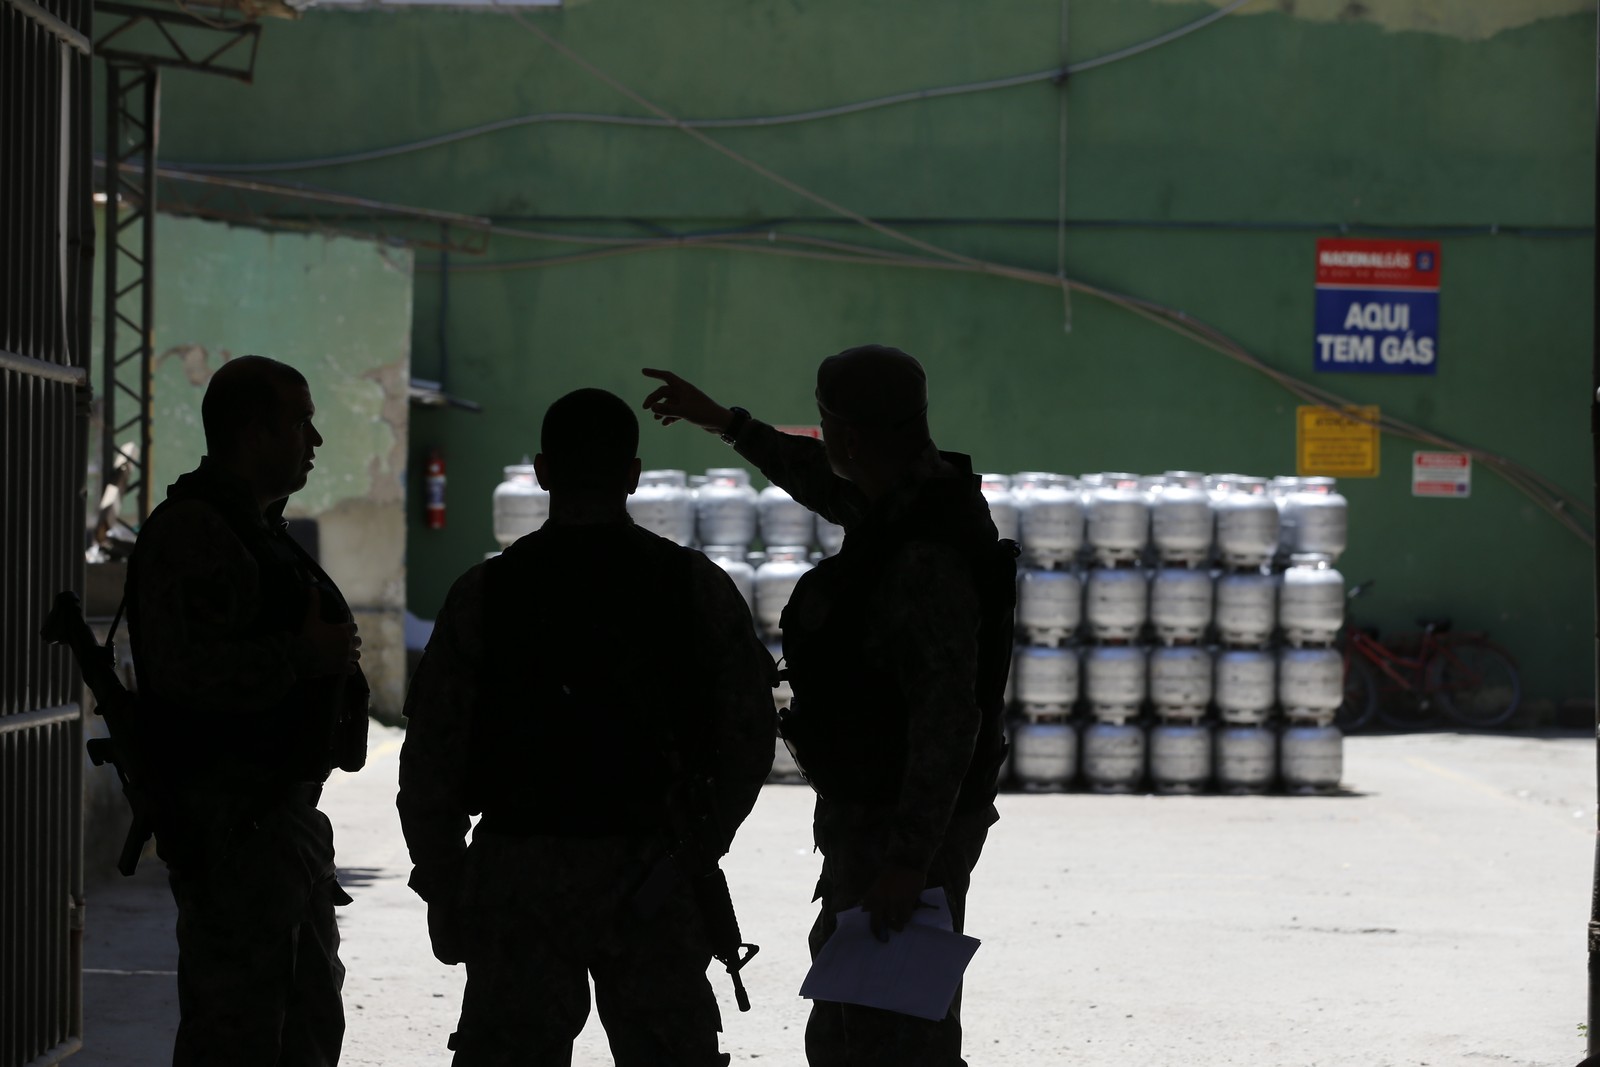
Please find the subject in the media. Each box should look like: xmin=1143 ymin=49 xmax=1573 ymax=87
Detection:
xmin=1160 ymin=0 xmax=1590 ymax=40
xmin=91 ymin=211 xmax=415 ymax=720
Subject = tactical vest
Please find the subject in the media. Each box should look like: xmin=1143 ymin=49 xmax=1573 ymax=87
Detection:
xmin=126 ymin=463 xmax=366 ymax=786
xmin=474 ymin=521 xmax=705 ymax=838
xmin=778 ymin=478 xmax=1017 ymax=810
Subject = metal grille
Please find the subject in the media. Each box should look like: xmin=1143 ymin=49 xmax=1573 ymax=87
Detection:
xmin=1 ymin=0 xmax=93 ymax=1062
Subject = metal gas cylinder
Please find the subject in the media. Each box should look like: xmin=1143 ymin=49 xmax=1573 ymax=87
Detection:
xmin=1149 ymin=567 xmax=1213 ymax=645
xmin=1279 ymin=557 xmax=1344 ymax=647
xmin=702 ymin=545 xmax=756 ymax=616
xmin=1011 ymin=719 xmax=1078 ymax=793
xmin=1149 ymin=472 xmax=1213 ymax=566
xmin=1149 ymin=720 xmax=1213 ymax=795
xmin=1013 ymin=645 xmax=1079 ymax=713
xmin=1086 ymin=473 xmax=1149 ymax=566
xmin=1017 ymin=569 xmax=1082 ymax=646
xmin=1277 ymin=646 xmax=1344 ymax=721
xmin=1215 ymin=648 xmax=1276 ymax=723
xmin=1269 ymin=476 xmax=1301 ymax=562
xmin=492 ymin=462 xmax=550 ymax=547
xmin=815 ymin=516 xmax=845 ymax=557
xmin=1282 ymin=477 xmax=1348 ymax=563
xmin=753 ymin=546 xmax=813 ymax=640
xmin=1214 ymin=569 xmax=1277 ymax=647
xmin=1015 ymin=472 xmax=1084 ymax=570
xmin=1082 ymin=719 xmax=1146 ymax=794
xmin=1279 ymin=722 xmax=1343 ymax=795
xmin=1084 ymin=644 xmax=1147 ymax=719
xmin=980 ymin=473 xmax=1021 ymax=543
xmin=757 ymin=484 xmax=815 ymax=550
xmin=696 ymin=467 xmax=759 ymax=549
xmin=1216 ymin=724 xmax=1276 ymax=794
xmin=1085 ymin=566 xmax=1148 ymax=642
xmin=767 ymin=641 xmax=804 ymax=783
xmin=1148 ymin=644 xmax=1213 ymax=716
xmin=628 ymin=469 xmax=695 ymax=545
xmin=1209 ymin=474 xmax=1280 ymax=569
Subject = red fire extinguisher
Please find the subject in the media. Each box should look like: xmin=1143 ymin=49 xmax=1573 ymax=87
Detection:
xmin=425 ymin=448 xmax=447 ymax=529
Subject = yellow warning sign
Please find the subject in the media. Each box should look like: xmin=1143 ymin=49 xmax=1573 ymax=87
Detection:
xmin=1296 ymin=405 xmax=1380 ymax=478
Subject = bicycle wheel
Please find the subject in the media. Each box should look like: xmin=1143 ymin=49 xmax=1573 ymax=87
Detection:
xmin=1427 ymin=640 xmax=1522 ymax=729
xmin=1337 ymin=656 xmax=1380 ymax=732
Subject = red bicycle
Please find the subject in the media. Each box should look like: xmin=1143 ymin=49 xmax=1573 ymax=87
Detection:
xmin=1338 ymin=581 xmax=1522 ymax=731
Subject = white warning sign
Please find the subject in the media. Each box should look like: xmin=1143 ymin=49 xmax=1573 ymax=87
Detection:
xmin=1411 ymin=451 xmax=1470 ymax=498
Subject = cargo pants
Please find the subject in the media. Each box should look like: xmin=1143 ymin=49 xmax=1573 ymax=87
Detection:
xmin=168 ymin=793 xmax=349 ymax=1067
xmin=804 ymin=804 xmax=995 ymax=1067
xmin=446 ymin=832 xmax=729 ymax=1067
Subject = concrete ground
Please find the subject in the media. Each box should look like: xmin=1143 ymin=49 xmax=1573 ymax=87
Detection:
xmin=73 ymin=726 xmax=1593 ymax=1067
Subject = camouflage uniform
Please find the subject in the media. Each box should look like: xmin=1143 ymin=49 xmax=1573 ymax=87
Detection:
xmin=732 ymin=420 xmax=1005 ymax=1067
xmin=129 ymin=459 xmax=367 ymax=1067
xmin=398 ymin=518 xmax=775 ymax=1067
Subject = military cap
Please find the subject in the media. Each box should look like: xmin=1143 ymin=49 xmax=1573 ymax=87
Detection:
xmin=814 ymin=345 xmax=929 ymax=428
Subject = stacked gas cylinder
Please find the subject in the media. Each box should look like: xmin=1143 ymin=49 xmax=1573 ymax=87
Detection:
xmin=492 ymin=462 xmax=1348 ymax=795
xmin=1005 ymin=472 xmax=1350 ymax=796
xmin=619 ymin=466 xmax=844 ymax=641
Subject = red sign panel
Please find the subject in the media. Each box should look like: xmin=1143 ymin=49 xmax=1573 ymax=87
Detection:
xmin=775 ymin=425 xmax=823 ymax=439
xmin=1316 ymin=238 xmax=1441 ymax=290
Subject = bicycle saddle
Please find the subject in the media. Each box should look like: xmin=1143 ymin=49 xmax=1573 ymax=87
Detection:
xmin=1416 ymin=617 xmax=1453 ymax=633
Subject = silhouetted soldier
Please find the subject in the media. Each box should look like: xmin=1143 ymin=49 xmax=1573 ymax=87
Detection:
xmin=398 ymin=388 xmax=775 ymax=1066
xmin=126 ymin=355 xmax=369 ymax=1066
xmin=643 ymin=347 xmax=1015 ymax=1066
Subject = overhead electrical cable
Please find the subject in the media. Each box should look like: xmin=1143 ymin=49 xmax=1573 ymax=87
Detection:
xmin=135 ymin=10 xmax=1588 ymax=543
xmin=410 ymin=222 xmax=1593 ymax=542
xmin=139 ymin=149 xmax=1587 ymax=537
xmin=481 ymin=2 xmax=1593 ymax=545
xmin=165 ymin=0 xmax=1251 ymax=175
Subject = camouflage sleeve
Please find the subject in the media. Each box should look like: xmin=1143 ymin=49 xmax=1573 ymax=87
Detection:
xmin=131 ymin=499 xmax=301 ymax=714
xmin=732 ymin=419 xmax=869 ymax=529
xmin=879 ymin=541 xmax=984 ymax=873
xmin=396 ymin=565 xmax=484 ymax=901
xmin=686 ymin=554 xmax=778 ymax=844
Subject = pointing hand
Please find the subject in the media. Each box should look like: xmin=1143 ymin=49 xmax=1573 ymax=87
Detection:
xmin=641 ymin=368 xmax=733 ymax=433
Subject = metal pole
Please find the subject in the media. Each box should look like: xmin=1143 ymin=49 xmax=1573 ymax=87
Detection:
xmin=1589 ymin=1 xmax=1600 ymax=1058
xmin=100 ymin=65 xmax=120 ymax=515
xmin=138 ymin=68 xmax=158 ymax=520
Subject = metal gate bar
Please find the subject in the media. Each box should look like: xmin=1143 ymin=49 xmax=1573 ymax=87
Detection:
xmin=2 ymin=0 xmax=92 ymax=1061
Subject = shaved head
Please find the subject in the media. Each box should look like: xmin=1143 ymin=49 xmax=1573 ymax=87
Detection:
xmin=202 ymin=355 xmax=308 ymax=459
xmin=539 ymin=388 xmax=639 ymax=494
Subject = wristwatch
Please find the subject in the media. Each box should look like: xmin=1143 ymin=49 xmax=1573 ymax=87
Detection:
xmin=720 ymin=406 xmax=752 ymax=445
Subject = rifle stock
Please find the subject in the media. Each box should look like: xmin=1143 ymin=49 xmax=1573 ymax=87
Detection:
xmin=41 ymin=590 xmax=159 ymax=876
xmin=665 ymin=768 xmax=760 ymax=1012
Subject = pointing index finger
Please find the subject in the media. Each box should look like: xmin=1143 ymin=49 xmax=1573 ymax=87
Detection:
xmin=642 ymin=386 xmax=672 ymax=411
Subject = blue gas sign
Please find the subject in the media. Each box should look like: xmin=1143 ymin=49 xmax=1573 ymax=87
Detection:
xmin=1314 ymin=239 xmax=1440 ymax=376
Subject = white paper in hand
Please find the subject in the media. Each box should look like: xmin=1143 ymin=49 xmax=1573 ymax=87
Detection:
xmin=799 ymin=888 xmax=980 ymax=1021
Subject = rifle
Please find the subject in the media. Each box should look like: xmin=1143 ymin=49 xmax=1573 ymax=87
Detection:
xmin=40 ymin=591 xmax=161 ymax=876
xmin=635 ymin=757 xmax=760 ymax=1012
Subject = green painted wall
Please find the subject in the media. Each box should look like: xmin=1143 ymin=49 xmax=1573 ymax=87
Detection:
xmin=90 ymin=211 xmax=416 ymax=717
xmin=135 ymin=1 xmax=1594 ymax=703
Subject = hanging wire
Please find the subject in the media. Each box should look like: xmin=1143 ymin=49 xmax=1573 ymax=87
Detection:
xmin=165 ymin=0 xmax=1253 ymax=175
xmin=1057 ymin=0 xmax=1073 ymax=334
xmin=481 ymin=2 xmax=1597 ymax=546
